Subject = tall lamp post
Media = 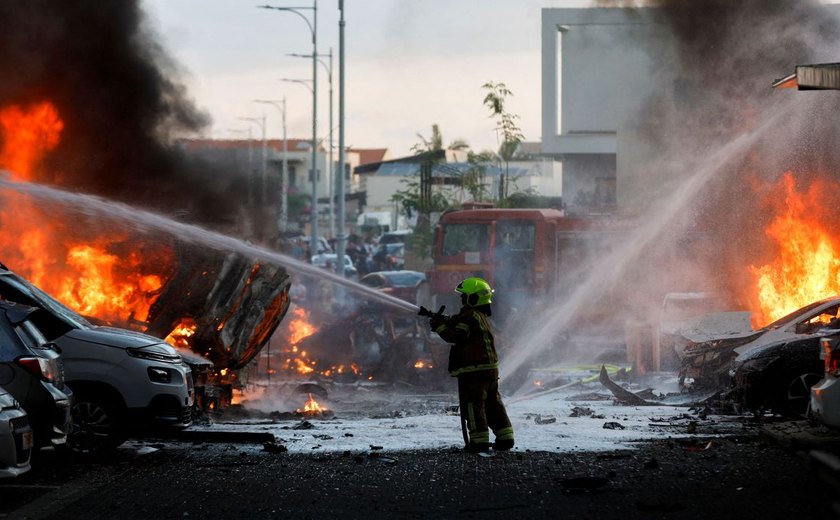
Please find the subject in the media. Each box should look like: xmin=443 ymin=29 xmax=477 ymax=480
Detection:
xmin=254 ymin=98 xmax=289 ymax=234
xmin=335 ymin=0 xmax=346 ymax=278
xmin=259 ymin=1 xmax=319 ymax=258
xmin=289 ymin=48 xmax=333 ymax=238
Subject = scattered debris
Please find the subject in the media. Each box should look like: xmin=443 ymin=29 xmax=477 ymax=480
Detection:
xmin=292 ymin=421 xmax=314 ymax=430
xmin=262 ymin=441 xmax=288 ymax=453
xmin=534 ymin=415 xmax=557 ymax=425
xmin=368 ymin=453 xmax=397 ymax=465
xmin=598 ymin=365 xmax=657 ymax=406
xmin=369 ymin=445 xmax=383 ymax=451
xmin=603 ymin=422 xmax=625 ymax=430
xmin=569 ymin=406 xmax=594 ymax=417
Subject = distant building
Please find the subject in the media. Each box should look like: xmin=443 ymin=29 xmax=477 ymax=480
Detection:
xmin=179 ymin=138 xmax=375 ymax=238
xmin=541 ymin=8 xmax=672 ymax=214
xmin=355 ymin=151 xmax=562 ymax=228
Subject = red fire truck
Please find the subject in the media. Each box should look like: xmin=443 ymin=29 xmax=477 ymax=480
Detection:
xmin=425 ymin=207 xmax=625 ymax=320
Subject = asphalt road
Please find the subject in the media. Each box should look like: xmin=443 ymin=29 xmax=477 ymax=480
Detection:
xmin=1 ymin=433 xmax=837 ymax=520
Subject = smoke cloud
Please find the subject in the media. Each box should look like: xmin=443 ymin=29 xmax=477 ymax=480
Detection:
xmin=0 ymin=0 xmax=247 ymax=225
xmin=502 ymin=0 xmax=840 ymax=386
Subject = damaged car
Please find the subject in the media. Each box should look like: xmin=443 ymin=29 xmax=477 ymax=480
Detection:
xmin=680 ymin=296 xmax=840 ymax=390
xmin=726 ymin=332 xmax=833 ymax=417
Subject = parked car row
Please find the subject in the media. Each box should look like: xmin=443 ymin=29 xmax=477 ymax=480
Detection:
xmin=0 ymin=262 xmax=203 ymax=477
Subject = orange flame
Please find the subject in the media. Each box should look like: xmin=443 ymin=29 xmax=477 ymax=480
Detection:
xmin=288 ymin=307 xmax=317 ymax=344
xmin=297 ymin=393 xmax=323 ymax=413
xmin=0 ymin=102 xmax=63 ymax=181
xmin=0 ymin=102 xmax=174 ymax=326
xmin=165 ymin=318 xmax=198 ymax=349
xmin=749 ymin=172 xmax=840 ymax=326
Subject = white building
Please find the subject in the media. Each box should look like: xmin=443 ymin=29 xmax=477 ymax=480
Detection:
xmin=541 ymin=8 xmax=673 ymax=214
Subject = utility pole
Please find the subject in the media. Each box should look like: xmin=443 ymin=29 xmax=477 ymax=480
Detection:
xmin=335 ymin=0 xmax=346 ymax=277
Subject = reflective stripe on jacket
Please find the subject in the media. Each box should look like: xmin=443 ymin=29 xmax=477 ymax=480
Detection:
xmin=435 ymin=306 xmax=499 ymax=376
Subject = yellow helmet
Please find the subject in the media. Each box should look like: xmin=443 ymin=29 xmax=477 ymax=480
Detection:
xmin=455 ymin=277 xmax=494 ymax=306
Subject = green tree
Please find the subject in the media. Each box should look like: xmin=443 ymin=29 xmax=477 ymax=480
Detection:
xmin=392 ymin=124 xmax=466 ymax=261
xmin=482 ymin=81 xmax=525 ymax=201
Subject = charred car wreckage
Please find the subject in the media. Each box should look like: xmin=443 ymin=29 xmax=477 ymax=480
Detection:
xmin=675 ymin=296 xmax=840 ymax=417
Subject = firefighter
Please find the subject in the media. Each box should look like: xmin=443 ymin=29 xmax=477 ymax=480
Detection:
xmin=428 ymin=277 xmax=515 ymax=453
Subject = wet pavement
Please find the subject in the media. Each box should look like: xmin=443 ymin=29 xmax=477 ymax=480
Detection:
xmin=1 ymin=432 xmax=837 ymax=520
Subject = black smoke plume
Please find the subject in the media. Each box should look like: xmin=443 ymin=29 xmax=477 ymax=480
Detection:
xmin=0 ymin=0 xmax=245 ymax=225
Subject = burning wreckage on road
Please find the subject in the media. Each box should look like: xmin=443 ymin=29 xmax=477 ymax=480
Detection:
xmin=659 ymin=296 xmax=840 ymax=417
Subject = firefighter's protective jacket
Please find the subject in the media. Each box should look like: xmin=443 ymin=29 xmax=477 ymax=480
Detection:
xmin=433 ymin=306 xmax=499 ymax=377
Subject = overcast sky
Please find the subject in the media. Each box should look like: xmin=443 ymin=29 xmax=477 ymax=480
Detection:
xmin=141 ymin=0 xmax=590 ymax=158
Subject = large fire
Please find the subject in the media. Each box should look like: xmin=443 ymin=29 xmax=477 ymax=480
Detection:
xmin=297 ymin=393 xmax=323 ymax=413
xmin=279 ymin=307 xmax=362 ymax=378
xmin=0 ymin=101 xmax=174 ymax=326
xmin=749 ymin=172 xmax=840 ymax=326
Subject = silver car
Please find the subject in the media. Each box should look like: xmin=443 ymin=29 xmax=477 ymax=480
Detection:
xmin=0 ymin=387 xmax=31 ymax=478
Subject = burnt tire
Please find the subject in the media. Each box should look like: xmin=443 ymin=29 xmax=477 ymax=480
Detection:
xmin=776 ymin=371 xmax=822 ymax=418
xmin=68 ymin=392 xmax=127 ymax=454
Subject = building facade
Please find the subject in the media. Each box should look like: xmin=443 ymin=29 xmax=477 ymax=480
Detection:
xmin=541 ymin=8 xmax=673 ymax=214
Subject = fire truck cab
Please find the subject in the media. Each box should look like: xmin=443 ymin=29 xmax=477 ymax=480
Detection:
xmin=428 ymin=208 xmax=620 ymax=320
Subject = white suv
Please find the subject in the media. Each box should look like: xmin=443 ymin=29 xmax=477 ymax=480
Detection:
xmin=0 ymin=266 xmax=194 ymax=452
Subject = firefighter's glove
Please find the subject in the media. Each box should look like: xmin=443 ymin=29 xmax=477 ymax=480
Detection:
xmin=429 ymin=316 xmax=445 ymax=331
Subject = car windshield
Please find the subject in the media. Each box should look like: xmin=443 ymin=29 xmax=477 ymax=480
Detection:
xmin=763 ymin=299 xmax=838 ymax=330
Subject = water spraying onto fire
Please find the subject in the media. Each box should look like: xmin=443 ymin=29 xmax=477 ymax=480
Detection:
xmin=0 ymin=176 xmax=419 ymax=316
xmin=501 ymin=105 xmax=796 ymax=388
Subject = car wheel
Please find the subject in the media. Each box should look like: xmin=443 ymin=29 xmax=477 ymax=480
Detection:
xmin=68 ymin=394 xmax=126 ymax=454
xmin=782 ymin=372 xmax=823 ymax=418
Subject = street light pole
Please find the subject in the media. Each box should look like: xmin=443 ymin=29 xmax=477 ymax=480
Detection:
xmin=260 ymin=1 xmax=319 ymax=257
xmin=336 ymin=0 xmax=346 ymax=278
xmin=289 ymin=48 xmax=334 ymax=238
xmin=254 ymin=98 xmax=290 ymax=234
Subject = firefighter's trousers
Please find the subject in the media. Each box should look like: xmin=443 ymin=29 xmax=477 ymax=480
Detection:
xmin=457 ymin=370 xmax=514 ymax=447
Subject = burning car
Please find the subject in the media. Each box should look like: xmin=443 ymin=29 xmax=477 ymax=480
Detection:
xmin=680 ymin=296 xmax=840 ymax=390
